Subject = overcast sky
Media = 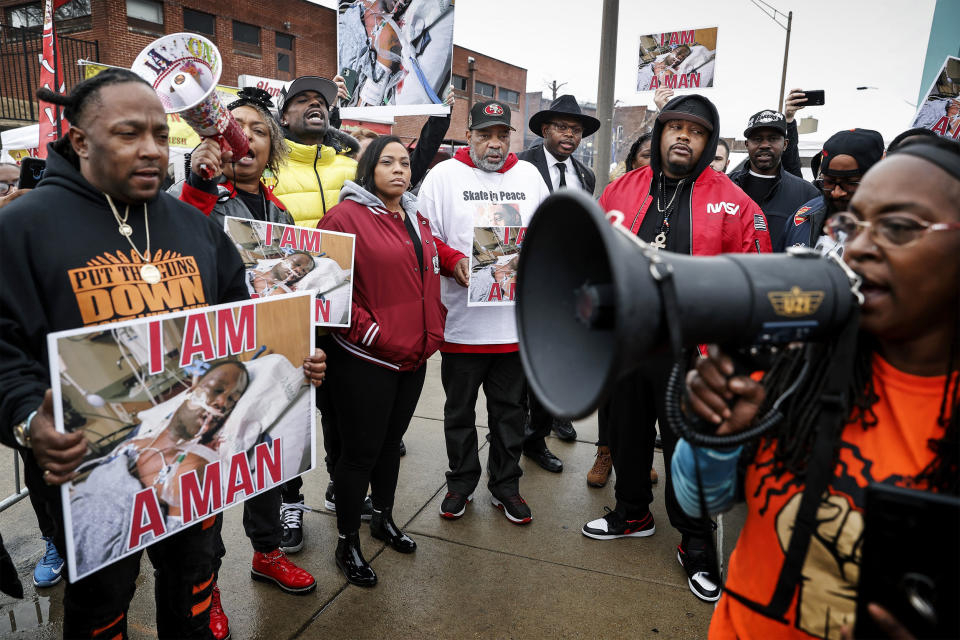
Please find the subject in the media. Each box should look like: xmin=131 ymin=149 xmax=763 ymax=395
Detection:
xmin=314 ymin=0 xmax=937 ymax=143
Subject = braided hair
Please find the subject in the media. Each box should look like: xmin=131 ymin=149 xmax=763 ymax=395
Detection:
xmin=36 ymin=68 xmax=150 ymax=127
xmin=744 ymin=140 xmax=960 ymax=496
xmin=36 ymin=68 xmax=151 ymax=163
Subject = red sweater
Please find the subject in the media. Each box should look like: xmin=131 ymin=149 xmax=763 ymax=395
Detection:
xmin=318 ymin=198 xmax=466 ymax=371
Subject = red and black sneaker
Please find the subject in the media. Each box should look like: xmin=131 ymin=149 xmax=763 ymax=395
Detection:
xmin=251 ymin=549 xmax=317 ymax=594
xmin=491 ymin=493 xmax=532 ymax=525
xmin=209 ymin=583 xmax=231 ymax=640
xmin=439 ymin=491 xmax=473 ymax=519
xmin=581 ymin=507 xmax=655 ymax=540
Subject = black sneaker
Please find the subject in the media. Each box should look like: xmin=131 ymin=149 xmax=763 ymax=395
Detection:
xmin=399 ymin=440 xmax=407 ymax=457
xmin=439 ymin=491 xmax=473 ymax=519
xmin=491 ymin=493 xmax=532 ymax=525
xmin=280 ymin=495 xmax=306 ymax=553
xmin=324 ymin=482 xmax=373 ymax=521
xmin=677 ymin=543 xmax=721 ymax=602
xmin=581 ymin=507 xmax=655 ymax=540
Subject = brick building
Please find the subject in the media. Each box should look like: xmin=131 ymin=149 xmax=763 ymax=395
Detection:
xmin=392 ymin=45 xmax=527 ymax=155
xmin=0 ymin=0 xmax=336 ymax=129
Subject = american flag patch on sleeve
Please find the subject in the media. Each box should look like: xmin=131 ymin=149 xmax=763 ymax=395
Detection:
xmin=754 ymin=214 xmax=767 ymax=231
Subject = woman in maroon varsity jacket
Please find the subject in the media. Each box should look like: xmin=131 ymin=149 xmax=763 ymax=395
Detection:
xmin=317 ymin=136 xmax=468 ymax=587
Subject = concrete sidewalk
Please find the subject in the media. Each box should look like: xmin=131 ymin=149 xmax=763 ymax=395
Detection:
xmin=0 ymin=355 xmax=742 ymax=638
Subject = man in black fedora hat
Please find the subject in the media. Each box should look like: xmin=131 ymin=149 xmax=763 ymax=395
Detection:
xmin=519 ymin=94 xmax=600 ymax=194
xmin=516 ymin=94 xmax=600 ymax=473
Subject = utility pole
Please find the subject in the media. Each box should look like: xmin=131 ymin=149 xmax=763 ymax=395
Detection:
xmin=546 ymin=80 xmax=567 ymax=101
xmin=777 ymin=11 xmax=793 ymax=112
xmin=749 ymin=1 xmax=793 ymax=112
xmin=593 ymin=0 xmax=618 ymax=196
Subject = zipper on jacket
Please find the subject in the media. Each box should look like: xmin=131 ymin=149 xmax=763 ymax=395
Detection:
xmin=314 ymin=147 xmax=327 ymax=214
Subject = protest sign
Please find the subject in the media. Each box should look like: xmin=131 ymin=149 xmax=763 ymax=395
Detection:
xmin=51 ymin=293 xmax=315 ymax=581
xmin=636 ymin=27 xmax=718 ymax=92
xmin=223 ymin=217 xmax=356 ymax=327
xmin=337 ymin=0 xmax=454 ymax=118
xmin=467 ymin=202 xmax=525 ymax=306
xmin=911 ymin=56 xmax=960 ymax=140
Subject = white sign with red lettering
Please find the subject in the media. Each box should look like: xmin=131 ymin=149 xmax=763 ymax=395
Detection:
xmin=238 ymin=74 xmax=291 ymax=112
xmin=51 ymin=293 xmax=316 ymax=581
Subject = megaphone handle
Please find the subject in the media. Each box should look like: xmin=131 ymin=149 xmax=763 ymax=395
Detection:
xmin=196 ymin=135 xmax=231 ymax=180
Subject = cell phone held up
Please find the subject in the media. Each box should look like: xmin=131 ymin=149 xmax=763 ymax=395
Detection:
xmin=18 ymin=157 xmax=47 ymax=190
xmin=802 ymin=90 xmax=825 ymax=106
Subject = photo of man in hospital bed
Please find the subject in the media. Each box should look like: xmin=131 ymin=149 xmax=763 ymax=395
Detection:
xmin=225 ymin=217 xmax=356 ymax=327
xmin=67 ymin=352 xmax=313 ymax=577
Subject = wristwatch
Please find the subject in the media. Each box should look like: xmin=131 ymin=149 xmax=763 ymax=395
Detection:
xmin=13 ymin=410 xmax=37 ymax=449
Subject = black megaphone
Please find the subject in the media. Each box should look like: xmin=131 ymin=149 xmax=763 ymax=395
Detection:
xmin=516 ymin=190 xmax=862 ymax=420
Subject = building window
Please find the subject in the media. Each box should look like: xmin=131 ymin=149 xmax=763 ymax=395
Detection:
xmin=233 ymin=21 xmax=260 ymax=45
xmin=126 ymin=0 xmax=162 ymax=24
xmin=183 ymin=8 xmax=215 ymax=38
xmin=451 ymin=75 xmax=468 ymax=91
xmin=475 ymin=81 xmax=495 ymax=98
xmin=276 ymin=32 xmax=294 ymax=50
xmin=499 ymin=88 xmax=519 ymax=105
xmin=275 ymin=32 xmax=294 ymax=79
xmin=6 ymin=0 xmax=91 ymax=32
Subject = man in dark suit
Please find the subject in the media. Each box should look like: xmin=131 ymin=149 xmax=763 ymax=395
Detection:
xmin=516 ymin=95 xmax=600 ymax=473
xmin=518 ymin=94 xmax=599 ymax=195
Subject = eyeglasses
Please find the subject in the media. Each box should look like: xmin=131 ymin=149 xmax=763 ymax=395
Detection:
xmin=0 ymin=182 xmax=14 ymax=195
xmin=824 ymin=211 xmax=960 ymax=248
xmin=815 ymin=176 xmax=861 ymax=194
xmin=548 ymin=122 xmax=584 ymax=136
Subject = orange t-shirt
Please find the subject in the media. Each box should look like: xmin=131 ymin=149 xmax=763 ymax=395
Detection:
xmin=710 ymin=355 xmax=949 ymax=640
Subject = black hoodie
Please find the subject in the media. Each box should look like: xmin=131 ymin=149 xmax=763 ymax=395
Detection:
xmin=0 ymin=144 xmax=248 ymax=447
xmin=637 ymin=94 xmax=721 ymax=254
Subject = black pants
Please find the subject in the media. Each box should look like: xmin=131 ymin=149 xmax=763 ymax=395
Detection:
xmin=325 ymin=340 xmax=426 ymax=533
xmin=20 ymin=449 xmax=55 ymax=538
xmin=521 ymin=382 xmax=553 ymax=452
xmin=441 ymin=352 xmax=525 ymax=496
xmin=603 ymin=357 xmax=711 ymax=543
xmin=62 ymin=510 xmax=221 ymax=639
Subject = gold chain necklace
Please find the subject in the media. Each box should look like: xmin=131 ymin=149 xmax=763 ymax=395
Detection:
xmin=105 ymin=193 xmax=161 ymax=284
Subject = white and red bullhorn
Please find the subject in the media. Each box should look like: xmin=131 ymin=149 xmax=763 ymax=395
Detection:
xmin=132 ymin=33 xmax=249 ymax=172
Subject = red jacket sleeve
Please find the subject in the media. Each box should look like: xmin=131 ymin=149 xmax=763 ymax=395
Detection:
xmin=316 ymin=205 xmax=381 ymax=348
xmin=435 ymin=237 xmax=466 ymax=277
xmin=178 ymin=182 xmax=218 ymax=216
xmin=739 ymin=199 xmax=773 ymax=254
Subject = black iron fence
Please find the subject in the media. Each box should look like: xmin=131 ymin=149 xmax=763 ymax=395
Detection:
xmin=0 ymin=25 xmax=99 ymax=124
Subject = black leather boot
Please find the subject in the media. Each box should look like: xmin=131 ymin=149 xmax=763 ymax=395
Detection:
xmin=335 ymin=531 xmax=377 ymax=587
xmin=370 ymin=507 xmax=417 ymax=553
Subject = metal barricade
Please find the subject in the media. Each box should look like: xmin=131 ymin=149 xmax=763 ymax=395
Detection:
xmin=0 ymin=450 xmax=29 ymax=512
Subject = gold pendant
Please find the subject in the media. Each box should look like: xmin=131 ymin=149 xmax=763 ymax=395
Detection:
xmin=140 ymin=263 xmax=162 ymax=284
xmin=652 ymin=232 xmax=667 ymax=250
xmin=118 ymin=223 xmax=133 ymax=237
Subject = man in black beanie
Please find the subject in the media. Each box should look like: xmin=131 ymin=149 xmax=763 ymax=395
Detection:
xmin=580 ymin=94 xmax=771 ymax=603
xmin=782 ymin=128 xmax=884 ymax=251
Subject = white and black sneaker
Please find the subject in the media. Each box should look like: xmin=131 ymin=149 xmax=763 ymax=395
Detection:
xmin=490 ymin=492 xmax=532 ymax=525
xmin=677 ymin=543 xmax=721 ymax=602
xmin=581 ymin=507 xmax=655 ymax=540
xmin=439 ymin=491 xmax=473 ymax=519
xmin=280 ymin=495 xmax=306 ymax=553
